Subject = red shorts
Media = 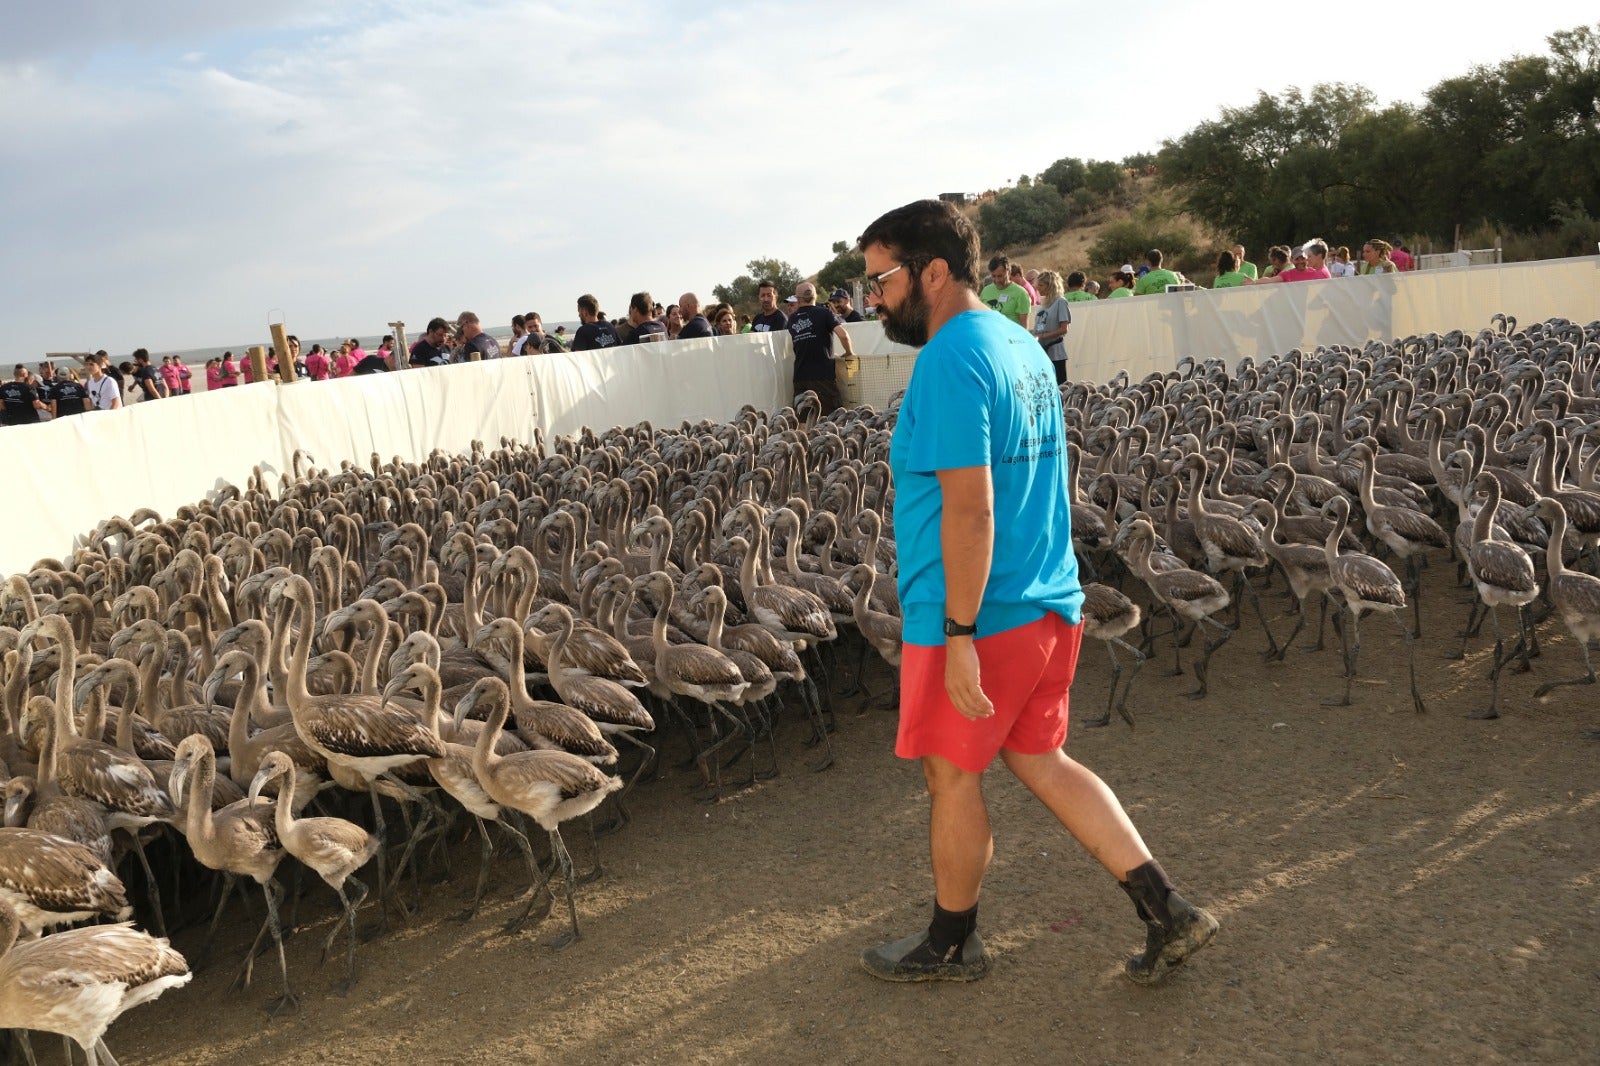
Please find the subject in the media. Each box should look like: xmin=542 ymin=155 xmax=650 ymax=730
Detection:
xmin=896 ymin=613 xmax=1083 ymax=773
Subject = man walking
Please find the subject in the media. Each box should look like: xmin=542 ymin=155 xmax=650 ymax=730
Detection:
xmin=856 ymin=199 xmax=1217 ymax=985
xmin=787 ymin=281 xmax=856 ymax=412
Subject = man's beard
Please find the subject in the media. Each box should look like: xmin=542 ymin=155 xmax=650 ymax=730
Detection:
xmin=878 ymin=277 xmax=931 ymax=347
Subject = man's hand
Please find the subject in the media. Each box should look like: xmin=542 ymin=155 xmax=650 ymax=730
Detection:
xmin=945 ymin=638 xmax=994 ymax=720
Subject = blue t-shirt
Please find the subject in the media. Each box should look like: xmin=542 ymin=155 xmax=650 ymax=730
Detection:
xmin=889 ymin=310 xmax=1083 ymax=646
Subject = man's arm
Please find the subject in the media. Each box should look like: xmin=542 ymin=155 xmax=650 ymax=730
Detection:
xmin=937 ymin=464 xmax=995 ymax=720
xmin=831 ymin=323 xmax=856 ymax=358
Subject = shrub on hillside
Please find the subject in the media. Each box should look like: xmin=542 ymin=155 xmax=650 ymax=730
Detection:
xmin=1088 ymin=219 xmax=1196 ymax=270
xmin=977 ymin=185 xmax=1071 ymax=249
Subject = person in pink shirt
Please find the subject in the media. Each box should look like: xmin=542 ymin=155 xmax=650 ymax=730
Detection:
xmin=304 ymin=344 xmax=331 ymax=381
xmin=1391 ymin=243 xmax=1414 ymax=271
xmin=159 ymin=356 xmax=182 ymax=396
xmin=332 ymin=342 xmax=356 ymax=378
xmin=204 ymin=358 xmax=222 ymax=390
xmin=347 ymin=337 xmax=368 ymax=365
xmin=1010 ymin=264 xmax=1039 ymax=304
xmin=175 ymin=356 xmax=192 ymax=394
xmin=218 ymin=351 xmax=240 ymax=387
xmin=1248 ymin=242 xmax=1332 ymax=284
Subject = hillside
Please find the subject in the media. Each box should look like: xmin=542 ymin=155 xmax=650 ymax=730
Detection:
xmin=959 ymin=175 xmax=1228 ymax=284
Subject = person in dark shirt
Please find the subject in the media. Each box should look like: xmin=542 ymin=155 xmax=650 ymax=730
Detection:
xmin=625 ymin=291 xmax=667 ymax=344
xmin=353 ymin=349 xmax=392 ymax=374
xmin=750 ymin=280 xmax=789 ymax=333
xmin=34 ymin=361 xmax=60 ymax=418
xmin=131 ymin=349 xmax=164 ymax=400
xmin=409 ymin=317 xmax=452 ymax=367
xmin=1 ymin=365 xmax=42 ymax=426
xmin=829 ymin=288 xmax=865 ymax=323
xmin=571 ymin=294 xmax=621 ymax=351
xmin=52 ymin=370 xmax=89 ymax=416
xmin=676 ymin=292 xmax=714 ymax=339
xmin=787 ymin=282 xmax=856 ymax=412
xmin=456 ymin=311 xmax=502 ymax=361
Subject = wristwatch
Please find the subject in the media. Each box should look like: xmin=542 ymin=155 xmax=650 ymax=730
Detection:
xmin=944 ymin=617 xmax=978 ymax=638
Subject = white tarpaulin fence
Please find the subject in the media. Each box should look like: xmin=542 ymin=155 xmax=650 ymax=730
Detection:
xmin=4 ymin=256 xmax=1597 ymax=575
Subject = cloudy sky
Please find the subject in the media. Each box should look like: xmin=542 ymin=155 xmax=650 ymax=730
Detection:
xmin=1 ymin=1 xmax=1587 ymax=355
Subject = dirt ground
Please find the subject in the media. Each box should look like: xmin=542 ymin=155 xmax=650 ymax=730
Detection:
xmin=92 ymin=562 xmax=1600 ymax=1066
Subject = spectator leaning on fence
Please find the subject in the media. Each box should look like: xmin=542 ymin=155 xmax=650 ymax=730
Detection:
xmin=1231 ymin=244 xmax=1258 ymax=279
xmin=751 ymin=281 xmax=788 ymax=333
xmin=1360 ymin=240 xmax=1399 ymax=274
xmin=410 ymin=318 xmax=452 ymax=367
xmin=1212 ymin=250 xmax=1251 ymax=289
xmin=457 ymin=312 xmax=502 ymax=361
xmin=53 ymin=368 xmax=89 ymax=416
xmin=978 ymin=255 xmax=1032 ymax=326
xmin=626 ymin=292 xmax=667 ymax=344
xmin=787 ymin=280 xmax=856 ymax=413
xmin=86 ymin=355 xmax=121 ymax=410
xmin=1132 ymin=250 xmax=1182 ymax=295
xmin=1 ymin=364 xmax=43 ymax=426
xmin=1063 ymin=271 xmax=1096 ymax=303
xmin=1107 ymin=268 xmax=1135 ymax=298
xmin=1250 ymin=242 xmax=1331 ymax=284
xmin=573 ymin=294 xmax=621 ymax=351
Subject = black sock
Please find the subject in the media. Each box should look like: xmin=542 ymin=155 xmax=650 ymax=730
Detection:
xmin=1121 ymin=860 xmax=1177 ymax=926
xmin=927 ymin=900 xmax=979 ymax=961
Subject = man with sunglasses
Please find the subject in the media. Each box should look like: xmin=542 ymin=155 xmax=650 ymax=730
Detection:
xmin=857 ymin=199 xmax=1217 ymax=986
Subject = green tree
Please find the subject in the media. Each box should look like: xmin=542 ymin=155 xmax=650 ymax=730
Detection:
xmin=1084 ymin=159 xmax=1130 ymax=199
xmin=817 ymin=240 xmax=866 ymax=296
xmin=976 ymin=185 xmax=1070 ymax=249
xmin=1041 ymin=156 xmax=1087 ymax=197
xmin=713 ymin=256 xmax=806 ymax=317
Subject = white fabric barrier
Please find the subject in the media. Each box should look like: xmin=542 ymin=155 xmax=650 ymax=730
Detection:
xmin=1 ymin=334 xmax=792 ymax=575
xmin=1063 ymin=255 xmax=1600 ymax=384
xmin=4 ymin=257 xmax=1593 ymax=576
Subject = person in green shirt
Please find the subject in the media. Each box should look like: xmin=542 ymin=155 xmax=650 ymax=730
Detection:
xmin=977 ymin=254 xmax=1033 ymax=325
xmin=1231 ymin=244 xmax=1258 ymax=279
xmin=1132 ymin=249 xmax=1183 ymax=295
xmin=1106 ymin=268 xmax=1135 ymax=298
xmin=1212 ymin=250 xmax=1251 ymax=289
xmin=1063 ymin=270 xmax=1097 ymax=302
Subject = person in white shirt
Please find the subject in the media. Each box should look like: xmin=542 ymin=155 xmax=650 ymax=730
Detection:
xmin=85 ymin=355 xmax=122 ymax=411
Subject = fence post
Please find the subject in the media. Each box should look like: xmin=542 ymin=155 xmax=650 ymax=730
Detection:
xmin=269 ymin=323 xmax=296 ymax=384
xmin=247 ymin=345 xmax=270 ymax=384
xmin=389 ymin=321 xmax=407 ymax=370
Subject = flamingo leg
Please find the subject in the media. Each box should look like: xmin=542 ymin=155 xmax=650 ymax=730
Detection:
xmin=1467 ymin=607 xmax=1504 ymax=720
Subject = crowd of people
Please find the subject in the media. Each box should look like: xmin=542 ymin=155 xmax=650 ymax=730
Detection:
xmin=4 ymin=235 xmax=1420 ymax=430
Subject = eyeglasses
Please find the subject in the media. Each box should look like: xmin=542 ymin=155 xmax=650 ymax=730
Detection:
xmin=867 ymin=263 xmax=907 ymax=298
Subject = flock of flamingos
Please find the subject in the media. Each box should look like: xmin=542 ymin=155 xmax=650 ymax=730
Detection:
xmin=2 ymin=312 xmax=1599 ymax=1064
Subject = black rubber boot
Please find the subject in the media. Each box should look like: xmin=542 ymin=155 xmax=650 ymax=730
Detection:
xmin=1119 ymin=860 xmax=1219 ymax=986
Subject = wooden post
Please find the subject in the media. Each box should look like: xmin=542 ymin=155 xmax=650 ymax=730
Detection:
xmin=247 ymin=345 xmax=270 ymax=384
xmin=269 ymin=322 xmax=296 ymax=383
xmin=388 ymin=321 xmax=407 ymax=370
xmin=46 ymin=352 xmax=96 ymax=370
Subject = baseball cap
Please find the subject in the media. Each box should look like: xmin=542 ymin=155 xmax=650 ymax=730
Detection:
xmin=784 ymin=295 xmax=798 ymax=304
xmin=828 ymin=289 xmax=849 ymax=301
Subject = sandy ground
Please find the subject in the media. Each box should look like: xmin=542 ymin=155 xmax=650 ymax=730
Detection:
xmin=75 ymin=561 xmax=1600 ymax=1065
